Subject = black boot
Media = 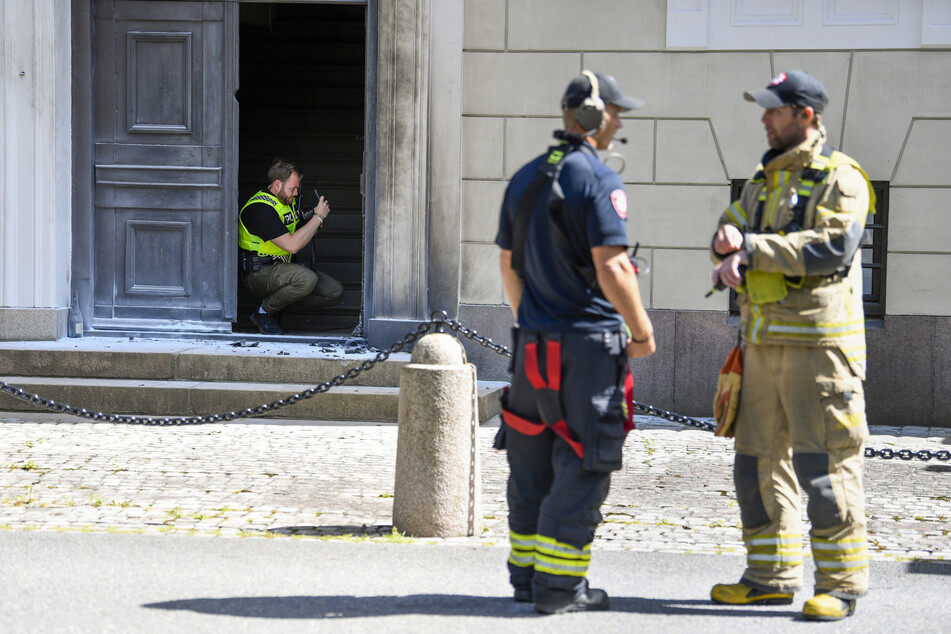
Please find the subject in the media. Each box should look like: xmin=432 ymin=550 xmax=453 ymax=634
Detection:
xmin=534 ymin=581 xmax=609 ymax=614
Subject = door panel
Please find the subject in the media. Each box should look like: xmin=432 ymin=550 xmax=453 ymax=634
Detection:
xmin=91 ymin=0 xmax=236 ymax=332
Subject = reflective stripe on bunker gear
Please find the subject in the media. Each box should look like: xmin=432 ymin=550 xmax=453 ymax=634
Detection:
xmin=508 ymin=530 xmax=537 ymax=568
xmin=534 ymin=534 xmax=591 ymax=577
xmin=501 ymin=337 xmax=586 ymax=460
xmin=725 ymin=200 xmax=747 ymax=228
xmin=811 ymin=536 xmax=869 ymax=573
xmin=766 ymin=319 xmax=865 ymax=339
xmin=744 ymin=533 xmax=804 ymax=567
xmin=747 ymin=303 xmax=767 ymax=345
xmin=238 ymin=191 xmax=298 ymax=260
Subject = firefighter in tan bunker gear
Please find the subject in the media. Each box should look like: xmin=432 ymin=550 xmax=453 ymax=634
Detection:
xmin=709 ymin=71 xmax=875 ymax=622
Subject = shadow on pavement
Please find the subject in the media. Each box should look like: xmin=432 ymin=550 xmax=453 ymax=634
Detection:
xmin=144 ymin=595 xmax=531 ymax=619
xmin=906 ymin=560 xmax=951 ymax=576
xmin=144 ymin=595 xmax=798 ymax=619
xmin=611 ymin=597 xmax=798 ymax=618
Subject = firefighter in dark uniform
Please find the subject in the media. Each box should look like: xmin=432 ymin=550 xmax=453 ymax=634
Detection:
xmin=495 ymin=71 xmax=655 ymax=614
xmin=238 ymin=158 xmax=343 ymax=335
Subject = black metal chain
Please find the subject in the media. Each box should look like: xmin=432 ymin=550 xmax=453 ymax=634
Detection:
xmin=0 ymin=312 xmax=948 ymax=461
xmin=863 ymin=447 xmax=951 ymax=461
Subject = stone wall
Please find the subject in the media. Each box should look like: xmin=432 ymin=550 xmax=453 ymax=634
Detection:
xmin=457 ymin=0 xmax=951 ymax=426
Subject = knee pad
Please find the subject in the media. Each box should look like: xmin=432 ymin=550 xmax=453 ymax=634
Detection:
xmin=793 ymin=453 xmax=843 ymax=530
xmin=734 ymin=454 xmax=770 ymax=529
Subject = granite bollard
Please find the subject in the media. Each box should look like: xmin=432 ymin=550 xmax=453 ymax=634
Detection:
xmin=393 ymin=333 xmax=482 ymax=537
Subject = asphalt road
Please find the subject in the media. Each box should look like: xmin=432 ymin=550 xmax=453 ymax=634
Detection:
xmin=2 ymin=531 xmax=949 ymax=633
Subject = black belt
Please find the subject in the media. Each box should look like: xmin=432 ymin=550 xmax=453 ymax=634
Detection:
xmin=240 ymin=250 xmax=286 ymax=273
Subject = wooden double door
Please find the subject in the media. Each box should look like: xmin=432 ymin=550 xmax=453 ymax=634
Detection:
xmin=84 ymin=1 xmax=366 ymax=334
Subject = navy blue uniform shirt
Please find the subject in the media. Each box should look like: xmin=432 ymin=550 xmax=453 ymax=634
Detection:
xmin=496 ymin=139 xmax=630 ymax=332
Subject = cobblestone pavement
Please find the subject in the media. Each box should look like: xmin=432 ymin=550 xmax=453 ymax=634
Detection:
xmin=1 ymin=411 xmax=949 ymax=562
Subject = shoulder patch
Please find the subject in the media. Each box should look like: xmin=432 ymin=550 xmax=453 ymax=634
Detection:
xmin=610 ymin=189 xmax=628 ymax=219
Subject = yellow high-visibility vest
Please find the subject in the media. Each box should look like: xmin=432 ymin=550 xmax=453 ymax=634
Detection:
xmin=238 ymin=191 xmax=298 ymax=259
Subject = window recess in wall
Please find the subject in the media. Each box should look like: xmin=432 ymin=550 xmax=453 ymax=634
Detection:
xmin=726 ymin=179 xmax=888 ymax=318
xmin=666 ymin=0 xmax=951 ymax=50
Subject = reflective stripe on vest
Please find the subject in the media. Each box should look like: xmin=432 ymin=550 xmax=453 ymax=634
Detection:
xmin=238 ymin=191 xmax=298 ymax=259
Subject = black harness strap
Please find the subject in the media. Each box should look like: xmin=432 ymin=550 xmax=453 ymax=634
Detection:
xmin=511 ymin=140 xmax=601 ymax=290
xmin=511 ymin=145 xmax=568 ymax=280
xmin=752 ymin=144 xmax=834 ymax=234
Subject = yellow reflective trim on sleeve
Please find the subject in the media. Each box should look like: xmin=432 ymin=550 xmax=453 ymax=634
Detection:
xmin=813 ymin=205 xmax=842 ymax=223
xmin=838 ymin=343 xmax=867 ymax=365
xmin=725 ymin=201 xmax=748 ymax=228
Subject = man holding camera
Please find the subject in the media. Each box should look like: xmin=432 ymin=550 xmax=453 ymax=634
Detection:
xmin=238 ymin=158 xmax=343 ymax=335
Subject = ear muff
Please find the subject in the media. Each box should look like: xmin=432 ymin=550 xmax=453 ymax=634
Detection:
xmin=575 ymin=70 xmax=605 ymax=132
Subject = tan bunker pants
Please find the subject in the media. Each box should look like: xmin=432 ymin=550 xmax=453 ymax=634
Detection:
xmin=733 ymin=344 xmax=869 ymax=600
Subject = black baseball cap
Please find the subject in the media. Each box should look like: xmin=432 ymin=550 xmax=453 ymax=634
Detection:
xmin=562 ymin=72 xmax=644 ymax=111
xmin=744 ymin=70 xmax=828 ymax=113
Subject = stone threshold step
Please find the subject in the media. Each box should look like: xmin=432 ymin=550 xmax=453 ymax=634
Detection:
xmin=0 ymin=376 xmax=505 ymax=424
xmin=0 ymin=341 xmax=414 ymax=387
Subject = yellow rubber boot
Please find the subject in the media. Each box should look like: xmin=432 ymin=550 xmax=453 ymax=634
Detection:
xmin=802 ymin=594 xmax=856 ymax=621
xmin=711 ymin=582 xmax=794 ymax=605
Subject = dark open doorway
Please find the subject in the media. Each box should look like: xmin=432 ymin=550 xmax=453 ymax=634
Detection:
xmin=236 ymin=2 xmax=366 ymax=336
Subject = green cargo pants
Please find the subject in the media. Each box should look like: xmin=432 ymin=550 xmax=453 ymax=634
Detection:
xmin=733 ymin=343 xmax=869 ymax=600
xmin=245 ymin=262 xmax=343 ymax=314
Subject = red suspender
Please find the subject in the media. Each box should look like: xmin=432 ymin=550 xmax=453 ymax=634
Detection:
xmin=624 ymin=369 xmax=635 ymax=432
xmin=510 ymin=339 xmax=585 ymax=459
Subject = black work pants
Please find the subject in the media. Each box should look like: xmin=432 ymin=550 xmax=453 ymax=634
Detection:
xmin=502 ymin=328 xmax=628 ymax=605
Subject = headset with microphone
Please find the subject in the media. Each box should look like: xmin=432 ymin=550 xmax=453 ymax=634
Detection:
xmin=575 ymin=70 xmax=605 ymax=132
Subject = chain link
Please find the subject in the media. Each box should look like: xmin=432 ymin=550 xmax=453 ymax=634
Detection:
xmin=864 ymin=447 xmax=951 ymax=462
xmin=0 ymin=312 xmax=947 ymax=461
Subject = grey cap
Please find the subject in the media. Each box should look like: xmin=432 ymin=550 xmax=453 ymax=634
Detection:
xmin=744 ymin=70 xmax=829 ymax=113
xmin=562 ymin=72 xmax=645 ymax=111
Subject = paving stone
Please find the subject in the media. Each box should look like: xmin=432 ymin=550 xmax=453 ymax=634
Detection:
xmin=1 ymin=412 xmax=949 ymax=560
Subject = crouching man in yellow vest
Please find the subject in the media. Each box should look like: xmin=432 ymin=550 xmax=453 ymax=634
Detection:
xmin=709 ymin=71 xmax=875 ymax=622
xmin=238 ymin=158 xmax=343 ymax=335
